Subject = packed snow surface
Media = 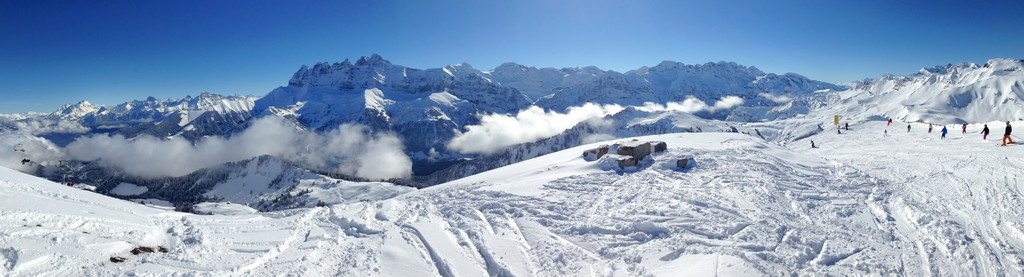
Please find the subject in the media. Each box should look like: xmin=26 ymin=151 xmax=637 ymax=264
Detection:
xmin=3 ymin=127 xmax=1024 ymax=275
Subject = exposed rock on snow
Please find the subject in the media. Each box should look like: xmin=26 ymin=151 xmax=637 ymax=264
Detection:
xmin=581 ymin=145 xmax=609 ymax=161
xmin=616 ymin=140 xmax=652 ymax=161
xmin=675 ymin=157 xmax=695 ymax=169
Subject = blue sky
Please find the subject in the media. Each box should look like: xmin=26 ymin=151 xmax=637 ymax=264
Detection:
xmin=1 ymin=0 xmax=1022 ymax=113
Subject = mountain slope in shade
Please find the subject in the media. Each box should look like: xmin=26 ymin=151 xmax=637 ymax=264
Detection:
xmin=534 ymin=61 xmax=843 ymax=121
xmin=256 ymin=54 xmax=533 ymax=155
xmin=483 ymin=62 xmax=608 ymax=101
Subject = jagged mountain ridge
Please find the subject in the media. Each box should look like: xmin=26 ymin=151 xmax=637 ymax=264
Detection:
xmin=259 ymin=55 xmax=844 ymax=156
xmin=256 ymin=54 xmax=535 ymax=155
xmin=822 ymin=58 xmax=1024 ymax=124
xmin=5 ymin=55 xmax=842 ymax=149
xmin=0 ymin=92 xmax=256 ymax=145
xmin=13 ymin=55 xmax=1023 ymax=182
xmin=535 ymin=61 xmax=843 ymax=121
xmin=483 ymin=62 xmax=607 ymax=100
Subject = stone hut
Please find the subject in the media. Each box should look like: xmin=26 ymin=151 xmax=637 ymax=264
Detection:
xmin=616 ymin=141 xmax=652 ymax=161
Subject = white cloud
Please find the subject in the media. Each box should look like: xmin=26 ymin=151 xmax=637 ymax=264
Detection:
xmin=448 ymin=103 xmax=623 ymax=154
xmin=64 ymin=117 xmax=412 ymax=179
xmin=713 ymin=96 xmax=744 ymax=110
xmin=759 ymin=93 xmax=792 ymax=103
xmin=13 ymin=119 xmax=90 ymax=135
xmin=0 ymin=132 xmax=64 ymax=173
xmin=636 ymin=96 xmax=745 ymax=113
xmin=448 ymin=97 xmax=749 ymax=155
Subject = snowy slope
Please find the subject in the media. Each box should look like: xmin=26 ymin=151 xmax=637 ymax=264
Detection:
xmin=823 ymin=58 xmax=1024 ymax=124
xmin=788 ymin=118 xmax=1024 ymax=275
xmin=14 ymin=128 xmax=1020 ymax=275
xmin=0 ymin=164 xmax=418 ymax=276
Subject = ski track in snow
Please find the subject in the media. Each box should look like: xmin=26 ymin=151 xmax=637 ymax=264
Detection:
xmin=3 ymin=127 xmax=1024 ymax=275
xmin=802 ymin=120 xmax=1024 ymax=275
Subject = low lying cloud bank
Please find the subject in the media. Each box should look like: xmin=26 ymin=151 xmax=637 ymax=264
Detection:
xmin=0 ymin=133 xmax=64 ymax=173
xmin=449 ymin=96 xmax=745 ymax=154
xmin=447 ymin=103 xmax=624 ymax=154
xmin=635 ymin=96 xmax=745 ymax=113
xmin=2 ymin=118 xmax=91 ymax=135
xmin=65 ymin=117 xmax=411 ymax=180
xmin=759 ymin=93 xmax=792 ymax=104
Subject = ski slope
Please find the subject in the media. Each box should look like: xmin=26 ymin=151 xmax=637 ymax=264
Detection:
xmin=793 ymin=119 xmax=1024 ymax=275
xmin=3 ymin=128 xmax=1024 ymax=275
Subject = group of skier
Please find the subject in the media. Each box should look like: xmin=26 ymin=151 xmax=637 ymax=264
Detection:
xmin=886 ymin=118 xmax=1015 ymax=145
xmin=819 ymin=118 xmax=1017 ymax=149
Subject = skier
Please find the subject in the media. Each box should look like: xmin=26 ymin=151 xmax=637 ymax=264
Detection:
xmin=811 ymin=140 xmax=816 ymax=148
xmin=982 ymin=124 xmax=990 ymax=140
xmin=884 ymin=129 xmax=888 ymax=137
xmin=1004 ymin=121 xmax=1014 ymax=146
xmin=907 ymin=124 xmax=911 ymax=133
xmin=962 ymin=123 xmax=967 ymax=134
xmin=941 ymin=126 xmax=948 ymax=139
xmin=888 ymin=118 xmax=892 ymax=126
xmin=845 ymin=122 xmax=849 ymax=130
xmin=928 ymin=124 xmax=933 ymax=133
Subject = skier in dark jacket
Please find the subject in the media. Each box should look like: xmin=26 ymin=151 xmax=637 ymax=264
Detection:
xmin=982 ymin=124 xmax=990 ymax=140
xmin=962 ymin=124 xmax=967 ymax=134
xmin=928 ymin=124 xmax=933 ymax=133
xmin=1004 ymin=121 xmax=1014 ymax=145
xmin=941 ymin=126 xmax=948 ymax=139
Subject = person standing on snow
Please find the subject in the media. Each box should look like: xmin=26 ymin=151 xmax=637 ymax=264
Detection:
xmin=907 ymin=124 xmax=911 ymax=133
xmin=962 ymin=123 xmax=967 ymax=134
xmin=1004 ymin=121 xmax=1014 ymax=145
xmin=941 ymin=126 xmax=948 ymax=139
xmin=982 ymin=124 xmax=990 ymax=140
xmin=888 ymin=118 xmax=892 ymax=126
xmin=928 ymin=124 xmax=933 ymax=133
xmin=845 ymin=122 xmax=849 ymax=130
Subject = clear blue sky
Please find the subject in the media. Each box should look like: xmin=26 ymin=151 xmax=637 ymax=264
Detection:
xmin=1 ymin=0 xmax=1022 ymax=113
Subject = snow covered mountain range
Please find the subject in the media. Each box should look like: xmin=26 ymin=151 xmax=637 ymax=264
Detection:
xmin=2 ymin=56 xmax=1024 ymax=275
xmin=0 ymin=92 xmax=255 ymax=145
xmin=1 ymin=56 xmax=1022 ymax=199
xmin=823 ymin=58 xmax=1024 ymax=124
xmin=0 ymin=54 xmax=854 ymax=178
